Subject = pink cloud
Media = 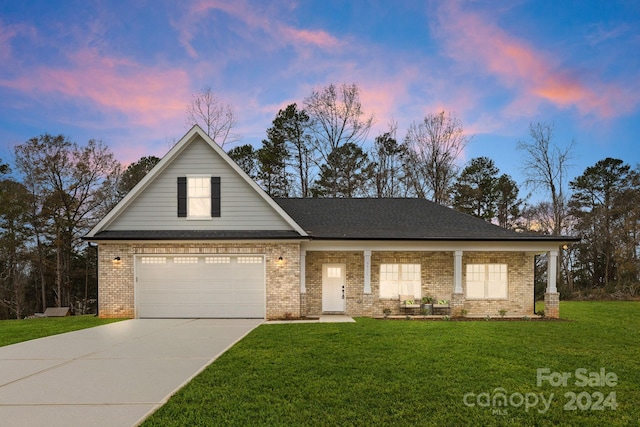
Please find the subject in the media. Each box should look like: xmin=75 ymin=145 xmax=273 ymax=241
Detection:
xmin=1 ymin=48 xmax=190 ymax=128
xmin=280 ymin=27 xmax=342 ymax=49
xmin=433 ymin=2 xmax=636 ymax=119
xmin=174 ymin=0 xmax=343 ymax=58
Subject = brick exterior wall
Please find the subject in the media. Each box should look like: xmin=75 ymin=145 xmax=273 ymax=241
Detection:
xmin=98 ymin=244 xmax=135 ymax=318
xmin=98 ymin=242 xmax=300 ymax=320
xmin=304 ymin=251 xmax=365 ymax=316
xmin=462 ymin=252 xmax=534 ymax=316
xmin=99 ymin=243 xmax=536 ymax=320
xmin=372 ymin=251 xmax=455 ymax=306
xmin=304 ymin=250 xmax=535 ymax=317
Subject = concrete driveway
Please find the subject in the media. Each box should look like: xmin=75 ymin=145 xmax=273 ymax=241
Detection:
xmin=0 ymin=318 xmax=262 ymax=427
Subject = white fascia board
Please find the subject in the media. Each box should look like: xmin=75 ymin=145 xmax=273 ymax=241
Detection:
xmin=301 ymin=240 xmax=564 ymax=253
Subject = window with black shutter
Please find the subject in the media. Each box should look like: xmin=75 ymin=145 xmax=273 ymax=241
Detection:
xmin=177 ymin=176 xmax=221 ymax=218
xmin=177 ymin=177 xmax=187 ymax=217
xmin=211 ymin=177 xmax=221 ymax=217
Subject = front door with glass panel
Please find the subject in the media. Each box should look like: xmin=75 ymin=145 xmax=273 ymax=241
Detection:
xmin=322 ymin=264 xmax=345 ymax=312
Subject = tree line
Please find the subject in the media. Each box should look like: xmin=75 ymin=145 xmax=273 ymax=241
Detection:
xmin=0 ymin=83 xmax=638 ymax=319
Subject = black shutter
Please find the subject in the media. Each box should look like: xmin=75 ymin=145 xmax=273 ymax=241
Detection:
xmin=211 ymin=177 xmax=221 ymax=217
xmin=177 ymin=177 xmax=187 ymax=217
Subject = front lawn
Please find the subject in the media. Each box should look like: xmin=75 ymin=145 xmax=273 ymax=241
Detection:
xmin=0 ymin=315 xmax=123 ymax=347
xmin=144 ymin=302 xmax=640 ymax=426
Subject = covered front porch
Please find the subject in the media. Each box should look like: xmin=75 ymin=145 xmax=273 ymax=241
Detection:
xmin=299 ymin=241 xmax=562 ymax=319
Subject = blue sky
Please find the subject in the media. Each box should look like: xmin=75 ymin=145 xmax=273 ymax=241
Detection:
xmin=1 ymin=0 xmax=638 ymax=195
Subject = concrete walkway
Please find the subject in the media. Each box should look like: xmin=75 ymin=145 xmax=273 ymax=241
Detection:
xmin=0 ymin=318 xmax=262 ymax=427
xmin=264 ymin=314 xmax=355 ymax=324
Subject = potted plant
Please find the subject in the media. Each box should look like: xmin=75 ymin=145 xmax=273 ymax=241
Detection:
xmin=421 ymin=296 xmax=434 ymax=315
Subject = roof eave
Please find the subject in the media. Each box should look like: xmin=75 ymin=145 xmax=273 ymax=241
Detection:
xmin=83 ymin=236 xmax=310 ymax=242
xmin=306 ymin=236 xmax=580 ymax=242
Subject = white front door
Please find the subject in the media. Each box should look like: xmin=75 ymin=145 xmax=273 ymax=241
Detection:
xmin=322 ymin=264 xmax=345 ymax=312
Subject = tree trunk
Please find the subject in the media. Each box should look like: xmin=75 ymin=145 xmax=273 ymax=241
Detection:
xmin=56 ymin=228 xmax=62 ymax=307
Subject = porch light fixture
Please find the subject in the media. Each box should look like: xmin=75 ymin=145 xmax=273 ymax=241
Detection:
xmin=277 ymin=255 xmax=284 ymax=265
xmin=113 ymin=256 xmax=121 ymax=263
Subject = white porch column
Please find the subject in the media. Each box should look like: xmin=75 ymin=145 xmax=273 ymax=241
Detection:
xmin=546 ymin=250 xmax=558 ymax=293
xmin=453 ymin=250 xmax=463 ymax=294
xmin=364 ymin=250 xmax=372 ymax=294
xmin=300 ymin=250 xmax=306 ymax=293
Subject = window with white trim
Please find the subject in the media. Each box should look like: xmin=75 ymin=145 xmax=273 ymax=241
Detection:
xmin=187 ymin=176 xmax=211 ymax=218
xmin=379 ymin=264 xmax=421 ymax=299
xmin=466 ymin=264 xmax=508 ymax=299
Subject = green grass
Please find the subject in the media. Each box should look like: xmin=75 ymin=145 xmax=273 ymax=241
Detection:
xmin=0 ymin=315 xmax=123 ymax=347
xmin=143 ymin=301 xmax=640 ymax=426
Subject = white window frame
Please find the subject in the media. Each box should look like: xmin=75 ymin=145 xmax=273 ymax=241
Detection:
xmin=466 ymin=264 xmax=508 ymax=299
xmin=379 ymin=263 xmax=421 ymax=299
xmin=187 ymin=175 xmax=211 ymax=219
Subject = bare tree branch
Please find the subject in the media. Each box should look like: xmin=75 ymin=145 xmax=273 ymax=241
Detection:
xmin=403 ymin=111 xmax=470 ymax=204
xmin=186 ymin=87 xmax=239 ymax=147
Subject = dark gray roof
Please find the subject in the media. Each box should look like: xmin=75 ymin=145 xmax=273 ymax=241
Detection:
xmin=86 ymin=198 xmax=578 ymax=242
xmin=274 ymin=198 xmax=576 ymax=241
xmin=88 ymin=230 xmax=304 ymax=241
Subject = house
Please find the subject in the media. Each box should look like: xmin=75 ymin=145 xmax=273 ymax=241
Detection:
xmin=85 ymin=126 xmax=577 ymax=320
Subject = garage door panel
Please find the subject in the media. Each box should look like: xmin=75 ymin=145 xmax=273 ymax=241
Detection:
xmin=136 ymin=255 xmax=265 ymax=318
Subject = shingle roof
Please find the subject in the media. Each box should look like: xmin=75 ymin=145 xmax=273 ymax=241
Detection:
xmin=87 ymin=198 xmax=577 ymax=242
xmin=274 ymin=198 xmax=574 ymax=241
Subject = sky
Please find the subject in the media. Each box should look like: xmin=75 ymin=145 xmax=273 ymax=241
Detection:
xmin=1 ymin=0 xmax=639 ymax=198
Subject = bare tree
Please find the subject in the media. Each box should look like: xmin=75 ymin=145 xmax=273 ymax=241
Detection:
xmin=14 ymin=135 xmax=120 ymax=308
xmin=517 ymin=122 xmax=575 ymax=293
xmin=304 ymin=83 xmax=374 ymax=163
xmin=403 ymin=111 xmax=470 ymax=204
xmin=186 ymin=87 xmax=239 ymax=147
xmin=517 ymin=122 xmax=574 ymax=236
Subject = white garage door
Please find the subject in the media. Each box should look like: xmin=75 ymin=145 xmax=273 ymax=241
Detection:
xmin=136 ymin=255 xmax=265 ymax=318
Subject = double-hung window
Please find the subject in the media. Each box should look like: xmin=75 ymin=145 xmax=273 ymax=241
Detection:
xmin=177 ymin=176 xmax=221 ymax=218
xmin=466 ymin=264 xmax=508 ymax=299
xmin=379 ymin=264 xmax=421 ymax=299
xmin=187 ymin=176 xmax=210 ymax=218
